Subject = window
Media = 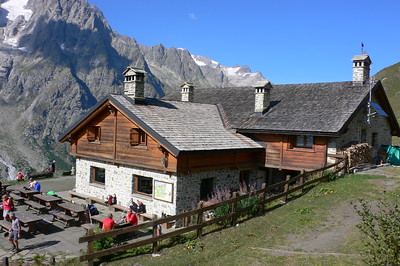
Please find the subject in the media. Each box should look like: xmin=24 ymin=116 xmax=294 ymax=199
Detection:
xmin=87 ymin=126 xmax=101 ymax=142
xmin=134 ymin=175 xmax=153 ymax=196
xmin=130 ymin=128 xmax=147 ymax=146
xmin=372 ymin=133 xmax=378 ymax=147
xmin=360 ymin=129 xmax=367 ymax=142
xmin=90 ymin=167 xmax=105 ymax=184
xmin=239 ymin=170 xmax=250 ymax=187
xmin=293 ymin=135 xmax=313 ymax=148
xmin=200 ymin=178 xmax=214 ymax=201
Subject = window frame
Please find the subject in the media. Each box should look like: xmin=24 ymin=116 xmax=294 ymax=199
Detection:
xmin=130 ymin=128 xmax=147 ymax=147
xmin=90 ymin=166 xmax=105 ymax=185
xmin=289 ymin=135 xmax=314 ymax=150
xmin=134 ymin=175 xmax=153 ymax=196
xmin=87 ymin=126 xmax=101 ymax=142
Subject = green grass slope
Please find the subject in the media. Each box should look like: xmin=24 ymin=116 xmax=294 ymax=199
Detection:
xmin=374 ymin=62 xmax=400 ymax=145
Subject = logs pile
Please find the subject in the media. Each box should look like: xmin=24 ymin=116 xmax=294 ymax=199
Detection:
xmin=342 ymin=143 xmax=372 ymax=168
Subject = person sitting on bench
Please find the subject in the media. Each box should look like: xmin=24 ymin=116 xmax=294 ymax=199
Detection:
xmin=124 ymin=209 xmax=138 ymax=226
xmin=102 ymin=213 xmax=117 ymax=232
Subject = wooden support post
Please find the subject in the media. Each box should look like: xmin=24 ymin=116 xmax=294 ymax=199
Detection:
xmin=300 ymin=170 xmax=305 ymax=193
xmin=152 ymin=214 xmax=158 ymax=254
xmin=283 ymin=175 xmax=290 ymax=202
xmin=344 ymin=155 xmax=349 ymax=174
xmin=231 ymin=192 xmax=238 ymax=227
xmin=259 ymin=183 xmax=266 ymax=215
xmin=87 ymin=228 xmax=94 ymax=266
xmin=2 ymin=257 xmax=9 ymax=266
xmin=196 ymin=201 xmax=204 ymax=238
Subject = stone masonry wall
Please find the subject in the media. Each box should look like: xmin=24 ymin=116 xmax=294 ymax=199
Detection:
xmin=175 ymin=167 xmax=259 ymax=213
xmin=75 ymin=158 xmax=259 ymax=216
xmin=327 ymin=93 xmax=391 ymax=164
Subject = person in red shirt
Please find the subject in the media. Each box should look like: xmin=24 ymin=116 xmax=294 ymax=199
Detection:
xmin=124 ymin=209 xmax=138 ymax=226
xmin=2 ymin=195 xmax=13 ymax=221
xmin=102 ymin=214 xmax=116 ymax=232
xmin=16 ymin=173 xmax=24 ymax=181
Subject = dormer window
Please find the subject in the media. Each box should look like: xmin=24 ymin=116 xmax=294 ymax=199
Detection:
xmin=130 ymin=128 xmax=147 ymax=146
xmin=87 ymin=126 xmax=101 ymax=142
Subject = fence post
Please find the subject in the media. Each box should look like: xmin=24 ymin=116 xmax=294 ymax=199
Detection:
xmin=231 ymin=192 xmax=238 ymax=227
xmin=87 ymin=228 xmax=94 ymax=266
xmin=283 ymin=175 xmax=290 ymax=202
xmin=344 ymin=155 xmax=349 ymax=174
xmin=152 ymin=214 xmax=158 ymax=254
xmin=300 ymin=170 xmax=305 ymax=193
xmin=2 ymin=257 xmax=9 ymax=266
xmin=258 ymin=183 xmax=266 ymax=215
xmin=196 ymin=201 xmax=204 ymax=238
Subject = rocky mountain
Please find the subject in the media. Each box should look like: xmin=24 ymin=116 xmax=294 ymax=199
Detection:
xmin=0 ymin=0 xmax=267 ymax=179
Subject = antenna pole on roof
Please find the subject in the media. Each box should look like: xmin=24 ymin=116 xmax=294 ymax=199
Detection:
xmin=361 ymin=42 xmax=364 ymax=54
xmin=367 ymin=77 xmax=373 ymax=124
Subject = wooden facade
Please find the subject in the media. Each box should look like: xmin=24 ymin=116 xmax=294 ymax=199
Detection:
xmin=66 ymin=101 xmax=262 ymax=174
xmin=254 ymin=133 xmax=327 ymax=171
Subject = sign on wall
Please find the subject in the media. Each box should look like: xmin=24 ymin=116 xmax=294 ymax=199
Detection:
xmin=154 ymin=180 xmax=174 ymax=203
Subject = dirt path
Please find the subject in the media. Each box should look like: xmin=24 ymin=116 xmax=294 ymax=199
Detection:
xmin=260 ymin=166 xmax=400 ymax=256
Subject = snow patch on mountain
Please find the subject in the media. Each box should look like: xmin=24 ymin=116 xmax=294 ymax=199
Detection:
xmin=1 ymin=0 xmax=32 ymax=47
xmin=2 ymin=0 xmax=32 ymax=21
xmin=191 ymin=54 xmax=266 ymax=86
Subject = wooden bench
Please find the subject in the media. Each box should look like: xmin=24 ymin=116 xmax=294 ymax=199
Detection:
xmin=69 ymin=191 xmax=88 ymax=201
xmin=108 ymin=204 xmax=128 ymax=212
xmin=9 ymin=193 xmax=25 ymax=206
xmin=0 ymin=220 xmax=12 ymax=232
xmin=137 ymin=213 xmax=153 ymax=222
xmin=37 ymin=219 xmax=53 ymax=231
xmin=81 ymin=223 xmax=99 ymax=233
xmin=25 ymin=200 xmax=47 ymax=214
xmin=52 ymin=212 xmax=75 ymax=227
xmin=69 ymin=191 xmax=107 ymax=206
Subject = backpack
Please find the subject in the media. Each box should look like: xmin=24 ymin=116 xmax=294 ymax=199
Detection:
xmin=88 ymin=204 xmax=99 ymax=215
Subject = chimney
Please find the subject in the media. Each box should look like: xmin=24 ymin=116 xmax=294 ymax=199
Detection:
xmin=180 ymin=82 xmax=194 ymax=102
xmin=254 ymin=81 xmax=272 ymax=113
xmin=352 ymin=55 xmax=372 ymax=85
xmin=123 ymin=67 xmax=146 ymax=101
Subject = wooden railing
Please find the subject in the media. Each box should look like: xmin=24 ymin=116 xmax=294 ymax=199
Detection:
xmin=79 ymin=157 xmax=348 ymax=265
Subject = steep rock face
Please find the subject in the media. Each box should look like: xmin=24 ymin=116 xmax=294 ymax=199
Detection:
xmin=0 ymin=0 xmax=266 ymax=179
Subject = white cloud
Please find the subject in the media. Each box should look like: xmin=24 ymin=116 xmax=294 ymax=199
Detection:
xmin=188 ymin=13 xmax=197 ymax=20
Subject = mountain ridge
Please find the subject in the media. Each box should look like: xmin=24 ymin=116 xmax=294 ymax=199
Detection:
xmin=0 ymin=0 xmax=266 ymax=179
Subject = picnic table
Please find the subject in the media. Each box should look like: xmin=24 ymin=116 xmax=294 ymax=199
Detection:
xmin=0 ymin=184 xmax=11 ymax=193
xmin=14 ymin=187 xmax=40 ymax=200
xmin=34 ymin=194 xmax=62 ymax=210
xmin=14 ymin=210 xmax=43 ymax=234
xmin=57 ymin=202 xmax=85 ymax=223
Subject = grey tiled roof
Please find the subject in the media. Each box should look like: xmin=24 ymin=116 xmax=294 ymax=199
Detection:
xmin=110 ymin=95 xmax=263 ymax=153
xmin=163 ymin=81 xmax=377 ymax=135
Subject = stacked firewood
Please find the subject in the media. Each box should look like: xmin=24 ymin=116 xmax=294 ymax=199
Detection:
xmin=343 ymin=143 xmax=372 ymax=168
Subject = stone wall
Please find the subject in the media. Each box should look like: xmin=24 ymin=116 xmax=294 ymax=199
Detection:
xmin=175 ymin=167 xmax=259 ymax=213
xmin=75 ymin=158 xmax=259 ymax=216
xmin=327 ymin=93 xmax=391 ymax=164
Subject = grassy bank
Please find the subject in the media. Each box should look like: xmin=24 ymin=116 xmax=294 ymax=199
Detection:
xmin=97 ymin=171 xmax=400 ymax=266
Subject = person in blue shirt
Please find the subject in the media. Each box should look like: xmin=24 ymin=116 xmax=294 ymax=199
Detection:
xmin=33 ymin=181 xmax=41 ymax=192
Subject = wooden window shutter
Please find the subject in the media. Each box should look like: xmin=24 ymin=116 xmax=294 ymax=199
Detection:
xmin=87 ymin=126 xmax=96 ymax=141
xmin=130 ymin=128 xmax=140 ymax=146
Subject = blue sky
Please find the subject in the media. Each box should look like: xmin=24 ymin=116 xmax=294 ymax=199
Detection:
xmin=88 ymin=0 xmax=400 ymax=84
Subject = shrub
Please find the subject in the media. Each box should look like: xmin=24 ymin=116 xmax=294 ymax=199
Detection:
xmin=93 ymin=229 xmax=117 ymax=251
xmin=354 ymin=198 xmax=400 ymax=265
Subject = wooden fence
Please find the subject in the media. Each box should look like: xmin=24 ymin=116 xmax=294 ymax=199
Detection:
xmin=79 ymin=156 xmax=348 ymax=265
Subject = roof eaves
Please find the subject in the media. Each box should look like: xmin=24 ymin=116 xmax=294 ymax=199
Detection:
xmin=58 ymin=95 xmax=111 ymax=142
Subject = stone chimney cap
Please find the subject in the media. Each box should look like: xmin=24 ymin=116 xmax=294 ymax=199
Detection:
xmin=180 ymin=82 xmax=194 ymax=88
xmin=352 ymin=55 xmax=372 ymax=64
xmin=253 ymin=80 xmax=272 ymax=89
xmin=122 ymin=67 xmax=146 ymax=75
